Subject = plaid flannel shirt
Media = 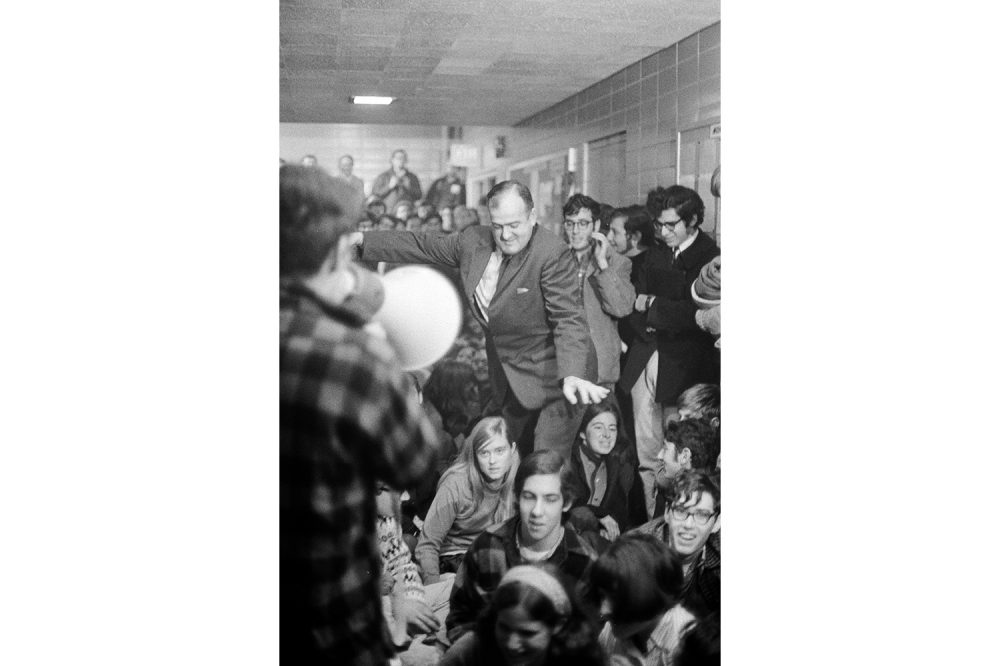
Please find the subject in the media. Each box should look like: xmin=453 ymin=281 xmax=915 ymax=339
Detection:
xmin=445 ymin=516 xmax=597 ymax=643
xmin=280 ymin=281 xmax=439 ymax=666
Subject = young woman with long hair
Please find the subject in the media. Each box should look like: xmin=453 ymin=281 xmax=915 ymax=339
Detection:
xmin=415 ymin=416 xmax=520 ymax=583
xmin=440 ymin=564 xmax=604 ymax=666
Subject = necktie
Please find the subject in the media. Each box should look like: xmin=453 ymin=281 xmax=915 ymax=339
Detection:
xmin=474 ymin=250 xmax=504 ymax=322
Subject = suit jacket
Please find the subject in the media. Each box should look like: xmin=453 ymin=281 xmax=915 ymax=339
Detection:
xmin=621 ymin=231 xmax=720 ymax=403
xmin=361 ymin=226 xmax=597 ymax=410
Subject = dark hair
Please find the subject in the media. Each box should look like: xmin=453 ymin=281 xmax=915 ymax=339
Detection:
xmin=514 ymin=450 xmax=576 ymax=506
xmin=391 ymin=148 xmax=407 ymax=160
xmin=663 ymin=418 xmax=719 ymax=471
xmin=598 ymin=203 xmax=615 ymax=235
xmin=575 ymin=397 xmax=631 ymax=455
xmin=562 ymin=193 xmax=601 ymax=221
xmin=665 ymin=469 xmax=720 ymax=515
xmin=619 ymin=205 xmax=655 ymax=248
xmin=487 ymin=180 xmax=534 ymax=211
xmin=423 ymin=360 xmax=481 ymax=437
xmin=676 ymin=612 xmax=721 ymax=666
xmin=279 ymin=164 xmax=360 ymax=278
xmin=590 ymin=533 xmax=684 ymax=624
xmin=677 ymin=383 xmax=720 ymax=424
xmin=475 ymin=564 xmax=604 ymax=666
xmin=422 ymin=212 xmax=443 ymax=227
xmin=646 ymin=185 xmax=705 ymax=228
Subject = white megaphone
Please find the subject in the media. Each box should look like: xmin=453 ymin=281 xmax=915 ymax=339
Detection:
xmin=373 ymin=265 xmax=463 ymax=371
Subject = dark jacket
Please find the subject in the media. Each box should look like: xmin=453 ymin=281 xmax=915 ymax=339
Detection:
xmin=566 ymin=436 xmax=647 ymax=541
xmin=621 ymin=231 xmax=720 ymax=403
xmin=446 ymin=516 xmax=597 ymax=643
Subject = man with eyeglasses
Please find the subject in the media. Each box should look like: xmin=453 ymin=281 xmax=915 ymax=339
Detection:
xmin=631 ymin=469 xmax=720 ymax=619
xmin=553 ymin=194 xmax=636 ymax=455
xmin=623 ymin=185 xmax=720 ymax=519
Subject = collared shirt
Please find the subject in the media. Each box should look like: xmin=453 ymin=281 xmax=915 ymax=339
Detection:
xmin=599 ymin=604 xmax=697 ymax=666
xmin=280 ymin=281 xmax=439 ymax=666
xmin=473 ymin=249 xmax=504 ymax=322
xmin=674 ymin=229 xmax=699 ymax=258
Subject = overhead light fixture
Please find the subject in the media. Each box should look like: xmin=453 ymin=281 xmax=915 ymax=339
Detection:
xmin=351 ymin=95 xmax=394 ymax=105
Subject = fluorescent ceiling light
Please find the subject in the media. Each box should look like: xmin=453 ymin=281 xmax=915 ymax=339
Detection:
xmin=351 ymin=96 xmax=394 ymax=105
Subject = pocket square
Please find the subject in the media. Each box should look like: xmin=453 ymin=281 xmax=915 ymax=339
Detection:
xmin=516 ymin=287 xmax=530 ymax=294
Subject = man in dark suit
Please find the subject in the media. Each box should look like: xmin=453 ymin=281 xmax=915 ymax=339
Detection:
xmin=351 ymin=180 xmax=608 ymax=454
xmin=623 ymin=185 xmax=720 ymax=518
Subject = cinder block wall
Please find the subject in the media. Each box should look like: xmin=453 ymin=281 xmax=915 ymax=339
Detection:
xmin=464 ymin=21 xmax=720 ymax=205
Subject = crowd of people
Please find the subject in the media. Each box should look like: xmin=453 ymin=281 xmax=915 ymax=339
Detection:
xmin=280 ymin=146 xmax=722 ymax=665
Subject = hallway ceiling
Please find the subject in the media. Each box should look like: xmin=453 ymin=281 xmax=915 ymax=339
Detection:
xmin=280 ymin=0 xmax=720 ymax=126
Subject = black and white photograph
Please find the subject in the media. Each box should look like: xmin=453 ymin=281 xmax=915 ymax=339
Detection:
xmin=6 ymin=2 xmax=1000 ymax=665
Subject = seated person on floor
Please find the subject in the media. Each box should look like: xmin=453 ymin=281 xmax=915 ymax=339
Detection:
xmin=590 ymin=533 xmax=696 ymax=665
xmin=565 ymin=398 xmax=646 ymax=549
xmin=653 ymin=416 xmax=720 ymax=516
xmin=440 ymin=563 xmax=604 ymax=666
xmin=446 ymin=450 xmax=598 ymax=645
xmin=630 ymin=470 xmax=720 ymax=619
xmin=415 ymin=416 xmax=519 ymax=585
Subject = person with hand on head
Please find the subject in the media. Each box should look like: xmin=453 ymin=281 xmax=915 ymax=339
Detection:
xmin=415 ymin=416 xmax=520 ymax=584
xmin=440 ymin=563 xmax=604 ymax=666
xmin=373 ymin=148 xmax=423 ymax=213
xmin=555 ymin=194 xmax=635 ymax=456
xmin=350 ymin=181 xmax=607 ymax=455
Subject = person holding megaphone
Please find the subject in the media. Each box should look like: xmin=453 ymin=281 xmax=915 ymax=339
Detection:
xmin=349 ymin=180 xmax=607 ymax=459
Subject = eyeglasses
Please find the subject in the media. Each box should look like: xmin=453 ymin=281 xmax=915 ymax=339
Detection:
xmin=654 ymin=218 xmax=684 ymax=231
xmin=668 ymin=506 xmax=718 ymax=525
xmin=563 ymin=219 xmax=593 ymax=231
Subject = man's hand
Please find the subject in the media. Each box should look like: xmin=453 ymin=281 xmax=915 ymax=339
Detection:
xmin=394 ymin=597 xmax=441 ymax=636
xmin=634 ymin=293 xmax=652 ymax=312
xmin=598 ymin=515 xmax=620 ymax=541
xmin=591 ymin=231 xmax=611 ymax=271
xmin=388 ymin=174 xmax=400 ymax=189
xmin=562 ymin=376 xmax=610 ymax=405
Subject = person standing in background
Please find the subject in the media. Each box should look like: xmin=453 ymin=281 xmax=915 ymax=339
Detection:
xmin=336 ymin=154 xmax=365 ymax=196
xmin=373 ymin=148 xmax=423 ymax=212
xmin=426 ymin=164 xmax=467 ymax=211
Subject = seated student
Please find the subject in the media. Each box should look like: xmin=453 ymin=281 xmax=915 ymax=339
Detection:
xmin=421 ymin=359 xmax=483 ymax=462
xmin=415 ymin=416 xmax=520 ymax=584
xmin=446 ymin=450 xmax=597 ymax=645
xmin=590 ymin=533 xmax=696 ymax=665
xmin=565 ymin=398 xmax=646 ymax=549
xmin=631 ymin=470 xmax=720 ymax=620
xmin=440 ymin=564 xmax=604 ymax=666
xmin=376 ymin=482 xmax=451 ymax=665
xmin=653 ymin=416 xmax=721 ymax=516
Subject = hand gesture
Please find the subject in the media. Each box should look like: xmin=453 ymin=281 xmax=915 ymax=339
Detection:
xmin=598 ymin=515 xmax=620 ymax=541
xmin=394 ymin=596 xmax=440 ymax=636
xmin=591 ymin=231 xmax=611 ymax=270
xmin=388 ymin=174 xmax=400 ymax=189
xmin=562 ymin=376 xmax=610 ymax=405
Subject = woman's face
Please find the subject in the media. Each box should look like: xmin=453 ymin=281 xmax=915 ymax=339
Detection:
xmin=580 ymin=410 xmax=618 ymax=456
xmin=494 ymin=603 xmax=553 ymax=666
xmin=476 ymin=435 xmax=514 ymax=483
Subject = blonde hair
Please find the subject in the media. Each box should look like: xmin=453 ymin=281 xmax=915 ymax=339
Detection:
xmin=439 ymin=416 xmax=519 ymax=523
